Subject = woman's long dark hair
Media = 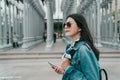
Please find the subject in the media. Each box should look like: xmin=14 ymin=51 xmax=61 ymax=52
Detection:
xmin=66 ymin=14 xmax=100 ymax=60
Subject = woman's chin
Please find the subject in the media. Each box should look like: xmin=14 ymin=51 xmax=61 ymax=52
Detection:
xmin=65 ymin=34 xmax=71 ymax=37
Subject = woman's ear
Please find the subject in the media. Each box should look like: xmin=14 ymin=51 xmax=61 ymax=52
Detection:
xmin=78 ymin=28 xmax=81 ymax=32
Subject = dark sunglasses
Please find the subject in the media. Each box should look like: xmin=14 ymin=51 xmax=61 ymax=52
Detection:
xmin=63 ymin=22 xmax=72 ymax=28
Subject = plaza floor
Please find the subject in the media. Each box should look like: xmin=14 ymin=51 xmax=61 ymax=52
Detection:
xmin=0 ymin=58 xmax=120 ymax=80
xmin=0 ymin=39 xmax=120 ymax=80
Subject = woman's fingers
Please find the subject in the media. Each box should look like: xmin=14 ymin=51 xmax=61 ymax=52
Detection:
xmin=54 ymin=66 xmax=64 ymax=74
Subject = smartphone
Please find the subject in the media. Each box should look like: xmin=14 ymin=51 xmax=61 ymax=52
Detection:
xmin=48 ymin=61 xmax=56 ymax=69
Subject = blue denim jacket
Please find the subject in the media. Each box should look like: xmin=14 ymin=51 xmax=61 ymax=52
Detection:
xmin=62 ymin=41 xmax=100 ymax=80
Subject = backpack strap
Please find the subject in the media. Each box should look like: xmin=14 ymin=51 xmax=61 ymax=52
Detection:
xmin=100 ymin=68 xmax=108 ymax=80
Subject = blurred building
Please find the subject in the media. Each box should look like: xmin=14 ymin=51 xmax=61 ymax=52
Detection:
xmin=0 ymin=0 xmax=120 ymax=51
xmin=0 ymin=0 xmax=45 ymax=51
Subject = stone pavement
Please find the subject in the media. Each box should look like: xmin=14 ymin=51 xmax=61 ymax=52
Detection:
xmin=0 ymin=56 xmax=120 ymax=80
xmin=3 ymin=39 xmax=66 ymax=53
xmin=0 ymin=59 xmax=62 ymax=80
xmin=0 ymin=39 xmax=120 ymax=80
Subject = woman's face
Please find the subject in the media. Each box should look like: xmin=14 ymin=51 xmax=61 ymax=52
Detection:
xmin=64 ymin=17 xmax=81 ymax=40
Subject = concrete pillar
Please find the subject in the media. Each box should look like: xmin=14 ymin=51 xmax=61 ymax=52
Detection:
xmin=8 ymin=2 xmax=12 ymax=45
xmin=109 ymin=1 xmax=113 ymax=42
xmin=14 ymin=4 xmax=17 ymax=33
xmin=19 ymin=10 xmax=23 ymax=42
xmin=3 ymin=0 xmax=7 ymax=45
xmin=114 ymin=0 xmax=118 ymax=47
xmin=22 ymin=0 xmax=45 ymax=49
xmin=11 ymin=4 xmax=15 ymax=33
xmin=46 ymin=1 xmax=54 ymax=48
xmin=103 ymin=9 xmax=105 ymax=41
xmin=89 ymin=6 xmax=93 ymax=30
xmin=93 ymin=1 xmax=97 ymax=43
xmin=91 ymin=3 xmax=95 ymax=39
xmin=12 ymin=1 xmax=18 ymax=34
xmin=96 ymin=0 xmax=102 ymax=47
xmin=22 ymin=1 xmax=29 ymax=48
xmin=101 ymin=6 xmax=104 ymax=41
xmin=69 ymin=0 xmax=77 ymax=14
xmin=91 ymin=5 xmax=93 ymax=31
xmin=105 ymin=3 xmax=108 ymax=41
xmin=0 ymin=0 xmax=2 ymax=47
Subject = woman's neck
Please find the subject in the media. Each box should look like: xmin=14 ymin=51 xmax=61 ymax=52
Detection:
xmin=71 ymin=35 xmax=81 ymax=42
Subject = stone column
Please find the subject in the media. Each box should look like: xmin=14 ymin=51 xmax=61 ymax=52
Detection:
xmin=89 ymin=6 xmax=93 ymax=29
xmin=108 ymin=0 xmax=113 ymax=42
xmin=22 ymin=0 xmax=45 ymax=49
xmin=96 ymin=0 xmax=102 ymax=47
xmin=46 ymin=0 xmax=54 ymax=48
xmin=0 ymin=0 xmax=2 ymax=47
xmin=91 ymin=3 xmax=95 ymax=39
xmin=93 ymin=1 xmax=97 ymax=43
xmin=3 ymin=0 xmax=7 ymax=45
xmin=13 ymin=1 xmax=18 ymax=33
xmin=101 ymin=2 xmax=105 ymax=42
xmin=91 ymin=3 xmax=95 ymax=38
xmin=12 ymin=4 xmax=15 ymax=33
xmin=114 ymin=0 xmax=118 ymax=47
xmin=19 ymin=10 xmax=23 ymax=42
xmin=104 ymin=1 xmax=108 ymax=41
xmin=14 ymin=4 xmax=17 ymax=33
xmin=8 ymin=2 xmax=12 ymax=45
xmin=69 ymin=0 xmax=77 ymax=14
xmin=21 ymin=1 xmax=29 ymax=49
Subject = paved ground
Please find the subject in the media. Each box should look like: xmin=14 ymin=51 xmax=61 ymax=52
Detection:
xmin=0 ymin=58 xmax=120 ymax=80
xmin=0 ymin=59 xmax=62 ymax=80
xmin=4 ymin=39 xmax=66 ymax=53
xmin=2 ymin=39 xmax=120 ymax=53
xmin=0 ymin=39 xmax=120 ymax=80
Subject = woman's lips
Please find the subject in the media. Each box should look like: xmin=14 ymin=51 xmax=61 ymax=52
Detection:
xmin=65 ymin=29 xmax=70 ymax=33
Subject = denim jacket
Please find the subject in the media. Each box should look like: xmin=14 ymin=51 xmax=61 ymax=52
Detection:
xmin=62 ymin=41 xmax=100 ymax=80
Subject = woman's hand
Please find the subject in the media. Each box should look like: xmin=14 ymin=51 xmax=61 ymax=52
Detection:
xmin=61 ymin=58 xmax=70 ymax=70
xmin=53 ymin=66 xmax=64 ymax=74
xmin=52 ymin=58 xmax=70 ymax=74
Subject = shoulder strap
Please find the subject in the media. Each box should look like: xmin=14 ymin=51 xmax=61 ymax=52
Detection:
xmin=100 ymin=68 xmax=108 ymax=80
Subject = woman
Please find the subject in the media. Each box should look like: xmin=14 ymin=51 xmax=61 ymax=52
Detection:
xmin=13 ymin=32 xmax=19 ymax=48
xmin=52 ymin=14 xmax=100 ymax=80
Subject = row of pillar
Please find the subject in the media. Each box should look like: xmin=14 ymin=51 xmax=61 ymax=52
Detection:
xmin=21 ymin=0 xmax=45 ymax=49
xmin=77 ymin=0 xmax=102 ymax=47
xmin=0 ymin=0 xmax=23 ymax=51
xmin=0 ymin=0 xmax=46 ymax=51
xmin=81 ymin=0 xmax=120 ymax=49
xmin=61 ymin=0 xmax=120 ymax=49
xmin=100 ymin=0 xmax=119 ymax=48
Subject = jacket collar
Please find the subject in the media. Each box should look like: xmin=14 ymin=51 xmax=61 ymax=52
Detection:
xmin=67 ymin=39 xmax=85 ymax=51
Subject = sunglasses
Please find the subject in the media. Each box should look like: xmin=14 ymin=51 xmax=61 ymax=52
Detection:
xmin=63 ymin=22 xmax=72 ymax=28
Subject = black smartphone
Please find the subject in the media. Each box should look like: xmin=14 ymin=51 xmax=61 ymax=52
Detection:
xmin=48 ymin=61 xmax=56 ymax=69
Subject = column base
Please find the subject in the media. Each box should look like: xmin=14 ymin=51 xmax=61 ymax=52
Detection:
xmin=118 ymin=43 xmax=120 ymax=49
xmin=0 ymin=44 xmax=12 ymax=52
xmin=112 ymin=42 xmax=118 ymax=49
xmin=46 ymin=40 xmax=54 ymax=51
